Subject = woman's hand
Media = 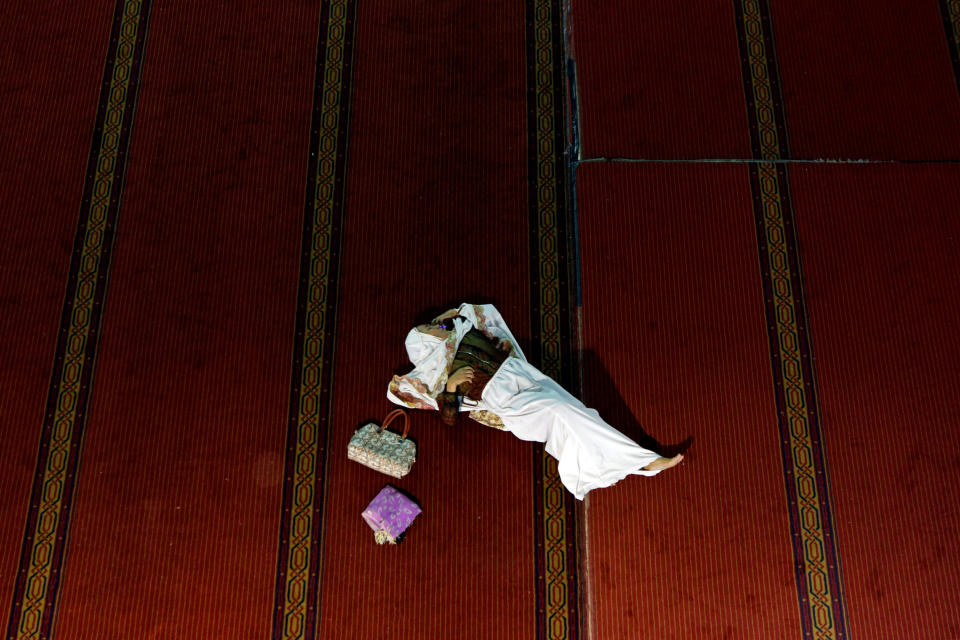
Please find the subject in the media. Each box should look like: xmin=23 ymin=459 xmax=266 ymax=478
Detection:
xmin=446 ymin=367 xmax=475 ymax=392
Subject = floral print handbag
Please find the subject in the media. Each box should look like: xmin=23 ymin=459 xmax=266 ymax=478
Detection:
xmin=347 ymin=408 xmax=416 ymax=478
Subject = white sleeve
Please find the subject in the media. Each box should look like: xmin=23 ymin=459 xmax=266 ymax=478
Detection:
xmin=387 ymin=374 xmax=439 ymax=410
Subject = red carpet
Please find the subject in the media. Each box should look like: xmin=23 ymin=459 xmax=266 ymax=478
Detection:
xmin=49 ymin=1 xmax=317 ymax=636
xmin=570 ymin=0 xmax=752 ymax=159
xmin=772 ymin=0 xmax=960 ymax=159
xmin=4 ymin=0 xmax=570 ymax=637
xmin=577 ymin=162 xmax=802 ymax=638
xmin=790 ymin=164 xmax=960 ymax=638
xmin=572 ymin=0 xmax=960 ymax=160
xmin=3 ymin=0 xmax=960 ymax=638
xmin=314 ymin=0 xmax=538 ymax=637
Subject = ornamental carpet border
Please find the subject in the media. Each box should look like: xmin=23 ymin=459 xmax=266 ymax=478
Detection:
xmin=270 ymin=2 xmax=357 ymax=640
xmin=5 ymin=1 xmax=154 ymax=638
xmin=525 ymin=0 xmax=583 ymax=639
xmin=733 ymin=1 xmax=850 ymax=638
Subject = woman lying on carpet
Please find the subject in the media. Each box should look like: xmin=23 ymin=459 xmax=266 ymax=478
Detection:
xmin=387 ymin=302 xmax=683 ymax=499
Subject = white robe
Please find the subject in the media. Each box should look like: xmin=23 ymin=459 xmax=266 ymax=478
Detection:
xmin=388 ymin=303 xmax=662 ymax=500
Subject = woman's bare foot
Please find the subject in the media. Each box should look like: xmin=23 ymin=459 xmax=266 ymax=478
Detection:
xmin=643 ymin=454 xmax=684 ymax=472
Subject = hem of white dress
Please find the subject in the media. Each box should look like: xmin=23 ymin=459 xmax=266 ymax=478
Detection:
xmin=573 ymin=462 xmax=663 ymax=500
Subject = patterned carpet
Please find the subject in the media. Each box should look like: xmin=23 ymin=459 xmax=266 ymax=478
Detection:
xmin=1 ymin=0 xmax=959 ymax=638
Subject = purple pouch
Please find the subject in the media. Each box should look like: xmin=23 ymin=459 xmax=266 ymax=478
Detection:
xmin=361 ymin=485 xmax=422 ymax=545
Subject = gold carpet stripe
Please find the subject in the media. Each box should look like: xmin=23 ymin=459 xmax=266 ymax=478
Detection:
xmin=530 ymin=0 xmax=574 ymax=638
xmin=279 ymin=2 xmax=349 ymax=638
xmin=12 ymin=3 xmax=144 ymax=638
xmin=738 ymin=0 xmax=842 ymax=636
xmin=755 ymin=162 xmax=838 ymax=639
xmin=739 ymin=0 xmax=782 ymax=161
xmin=947 ymin=0 xmax=960 ymax=60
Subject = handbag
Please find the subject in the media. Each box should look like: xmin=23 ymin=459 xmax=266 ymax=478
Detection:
xmin=361 ymin=485 xmax=422 ymax=544
xmin=347 ymin=408 xmax=416 ymax=478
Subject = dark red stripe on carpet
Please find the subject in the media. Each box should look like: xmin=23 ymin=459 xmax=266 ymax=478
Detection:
xmin=771 ymin=0 xmax=960 ymax=159
xmin=313 ymin=1 xmax=537 ymax=637
xmin=48 ymin=2 xmax=318 ymax=636
xmin=569 ymin=0 xmax=751 ymax=159
xmin=578 ymin=162 xmax=802 ymax=638
xmin=790 ymin=164 xmax=960 ymax=638
xmin=0 ymin=0 xmax=117 ymax=618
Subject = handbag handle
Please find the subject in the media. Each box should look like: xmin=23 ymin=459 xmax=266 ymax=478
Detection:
xmin=380 ymin=408 xmax=410 ymax=439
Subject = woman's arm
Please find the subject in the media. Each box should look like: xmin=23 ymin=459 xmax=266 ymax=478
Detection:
xmin=446 ymin=366 xmax=474 ymax=392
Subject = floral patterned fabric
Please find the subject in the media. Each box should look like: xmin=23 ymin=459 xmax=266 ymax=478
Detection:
xmin=468 ymin=409 xmax=505 ymax=430
xmin=347 ymin=421 xmax=416 ymax=478
xmin=388 ymin=375 xmax=435 ymax=411
xmin=361 ymin=485 xmax=422 ymax=545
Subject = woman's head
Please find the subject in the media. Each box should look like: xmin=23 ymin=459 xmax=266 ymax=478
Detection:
xmin=402 ymin=311 xmax=471 ymax=393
